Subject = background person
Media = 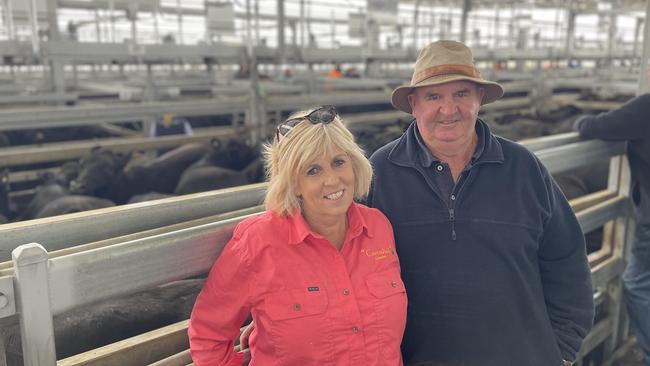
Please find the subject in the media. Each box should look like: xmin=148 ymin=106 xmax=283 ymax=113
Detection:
xmin=189 ymin=105 xmax=407 ymax=365
xmin=574 ymin=93 xmax=650 ymax=365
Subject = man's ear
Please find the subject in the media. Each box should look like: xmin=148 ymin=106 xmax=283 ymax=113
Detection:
xmin=407 ymin=92 xmax=416 ymax=114
xmin=477 ymin=87 xmax=485 ymax=103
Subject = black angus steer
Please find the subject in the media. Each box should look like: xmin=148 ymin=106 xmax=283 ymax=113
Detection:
xmin=69 ymin=147 xmax=135 ymax=204
xmin=34 ymin=195 xmax=115 ymax=219
xmin=21 ymin=162 xmax=80 ymax=220
xmin=71 ymin=143 xmax=212 ymax=203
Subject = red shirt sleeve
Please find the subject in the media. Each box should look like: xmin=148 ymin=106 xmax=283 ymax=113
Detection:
xmin=189 ymin=236 xmax=253 ymax=366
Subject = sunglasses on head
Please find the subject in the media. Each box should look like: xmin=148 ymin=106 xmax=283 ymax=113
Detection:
xmin=276 ymin=105 xmax=338 ymax=141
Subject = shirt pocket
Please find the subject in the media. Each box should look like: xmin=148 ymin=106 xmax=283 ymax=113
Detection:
xmin=365 ymin=269 xmax=407 ymax=364
xmin=266 ymin=289 xmax=328 ymax=320
xmin=264 ymin=289 xmax=333 ymax=364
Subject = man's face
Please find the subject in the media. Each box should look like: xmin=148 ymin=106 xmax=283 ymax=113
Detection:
xmin=408 ymin=81 xmax=484 ymax=151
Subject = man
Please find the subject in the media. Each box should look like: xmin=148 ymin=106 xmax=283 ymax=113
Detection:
xmin=574 ymin=93 xmax=650 ymax=365
xmin=367 ymin=40 xmax=594 ymax=366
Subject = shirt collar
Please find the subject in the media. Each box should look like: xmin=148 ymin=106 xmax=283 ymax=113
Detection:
xmin=413 ymin=119 xmax=486 ymax=167
xmin=285 ymin=202 xmax=372 ymax=245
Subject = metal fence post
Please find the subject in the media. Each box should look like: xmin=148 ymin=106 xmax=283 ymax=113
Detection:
xmin=12 ymin=243 xmax=56 ymax=366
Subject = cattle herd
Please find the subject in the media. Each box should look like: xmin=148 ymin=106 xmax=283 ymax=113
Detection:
xmin=0 ymin=104 xmax=611 ymax=364
xmin=0 ymin=138 xmax=265 ymax=224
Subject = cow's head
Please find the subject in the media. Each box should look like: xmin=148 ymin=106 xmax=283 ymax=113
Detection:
xmin=70 ymin=147 xmax=130 ymax=195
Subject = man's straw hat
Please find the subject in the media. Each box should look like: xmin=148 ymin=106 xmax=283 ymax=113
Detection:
xmin=391 ymin=40 xmax=504 ymax=114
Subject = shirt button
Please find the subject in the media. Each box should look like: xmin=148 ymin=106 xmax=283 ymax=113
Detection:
xmin=351 ymin=326 xmax=359 ymax=333
xmin=293 ymin=303 xmax=301 ymax=311
xmin=451 ymin=194 xmax=456 ymax=201
xmin=343 ymin=288 xmax=350 ymax=295
xmin=436 ymin=165 xmax=443 ymax=171
xmin=391 ymin=280 xmax=398 ymax=288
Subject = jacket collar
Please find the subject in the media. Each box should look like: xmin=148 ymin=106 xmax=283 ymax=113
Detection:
xmin=286 ymin=202 xmax=372 ymax=245
xmin=388 ymin=118 xmax=504 ymax=169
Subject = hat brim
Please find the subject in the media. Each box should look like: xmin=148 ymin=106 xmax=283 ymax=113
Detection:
xmin=391 ymin=74 xmax=505 ymax=114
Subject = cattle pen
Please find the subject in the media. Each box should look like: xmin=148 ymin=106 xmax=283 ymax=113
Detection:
xmin=0 ymin=131 xmax=638 ymax=366
xmin=0 ymin=0 xmax=650 ymax=365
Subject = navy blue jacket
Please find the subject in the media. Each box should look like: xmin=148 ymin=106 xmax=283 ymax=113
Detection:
xmin=575 ymin=93 xmax=650 ymax=226
xmin=368 ymin=120 xmax=594 ymax=366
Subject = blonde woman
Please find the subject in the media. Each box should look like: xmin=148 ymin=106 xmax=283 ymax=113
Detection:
xmin=189 ymin=106 xmax=407 ymax=365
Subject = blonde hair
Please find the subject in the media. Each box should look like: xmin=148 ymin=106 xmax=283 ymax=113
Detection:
xmin=263 ymin=111 xmax=373 ymax=216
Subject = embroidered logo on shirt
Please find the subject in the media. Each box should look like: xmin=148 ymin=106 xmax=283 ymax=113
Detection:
xmin=360 ymin=247 xmax=395 ymax=261
xmin=307 ymin=286 xmax=320 ymax=292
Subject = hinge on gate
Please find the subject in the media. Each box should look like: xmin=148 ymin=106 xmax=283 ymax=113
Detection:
xmin=0 ymin=276 xmax=16 ymax=318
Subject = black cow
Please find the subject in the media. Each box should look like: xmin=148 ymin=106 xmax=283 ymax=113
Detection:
xmin=191 ymin=138 xmax=258 ymax=171
xmin=21 ymin=162 xmax=80 ymax=220
xmin=124 ymin=142 xmax=209 ymax=194
xmin=71 ymin=143 xmax=211 ymax=203
xmin=35 ymin=195 xmax=115 ymax=219
xmin=174 ymin=165 xmax=248 ymax=195
xmin=22 ymin=182 xmax=69 ymax=220
xmin=69 ymin=148 xmax=134 ymax=203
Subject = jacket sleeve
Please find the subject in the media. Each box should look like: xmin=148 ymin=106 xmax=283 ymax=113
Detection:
xmin=538 ymin=169 xmax=595 ymax=361
xmin=575 ymin=93 xmax=650 ymax=141
xmin=188 ymin=237 xmax=253 ymax=366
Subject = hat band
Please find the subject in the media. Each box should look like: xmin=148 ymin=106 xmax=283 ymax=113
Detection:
xmin=411 ymin=64 xmax=481 ymax=86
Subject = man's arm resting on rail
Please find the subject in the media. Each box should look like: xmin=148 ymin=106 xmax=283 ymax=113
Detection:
xmin=574 ymin=93 xmax=650 ymax=141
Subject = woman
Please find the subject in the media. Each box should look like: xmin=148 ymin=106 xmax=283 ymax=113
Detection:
xmin=189 ymin=106 xmax=407 ymax=365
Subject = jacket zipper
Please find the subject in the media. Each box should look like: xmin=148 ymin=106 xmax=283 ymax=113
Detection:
xmin=449 ymin=208 xmax=456 ymax=240
xmin=448 ymin=168 xmax=474 ymax=241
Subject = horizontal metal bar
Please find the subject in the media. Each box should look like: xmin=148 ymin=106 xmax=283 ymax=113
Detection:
xmin=576 ymin=196 xmax=629 ymax=234
xmin=0 ymin=98 xmax=249 ymax=130
xmin=535 ymin=140 xmax=626 ymax=174
xmin=0 ymin=127 xmax=237 ymax=167
xmin=569 ymin=190 xmax=617 ymax=213
xmin=0 ymin=206 xmax=265 ymax=275
xmin=578 ymin=316 xmax=613 ymax=359
xmin=591 ymin=256 xmax=626 ymax=290
xmin=520 ymin=132 xmax=581 ymax=152
xmin=0 ymin=183 xmax=267 ymax=262
xmin=48 ymin=213 xmax=255 ymax=315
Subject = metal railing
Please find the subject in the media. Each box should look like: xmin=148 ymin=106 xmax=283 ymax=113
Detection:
xmin=0 ymin=134 xmax=634 ymax=366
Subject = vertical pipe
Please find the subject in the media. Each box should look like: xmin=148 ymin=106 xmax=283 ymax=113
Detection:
xmin=153 ymin=2 xmax=160 ymax=44
xmin=638 ymin=0 xmax=650 ymax=93
xmin=13 ymin=244 xmax=56 ymax=366
xmin=94 ymin=9 xmax=101 ymax=42
xmin=28 ymin=0 xmax=40 ymax=54
xmin=330 ymin=9 xmax=335 ymax=48
xmin=300 ymin=0 xmax=305 ymax=48
xmin=277 ymin=0 xmax=285 ymax=63
xmin=565 ymin=4 xmax=576 ymax=57
xmin=633 ymin=17 xmax=643 ymax=60
xmin=109 ymin=0 xmax=115 ymax=42
xmin=5 ymin=0 xmax=15 ymax=40
xmin=130 ymin=8 xmax=137 ymax=45
xmin=46 ymin=0 xmax=65 ymax=95
xmin=177 ymin=0 xmax=183 ymax=44
xmin=412 ymin=0 xmax=420 ymax=49
xmin=607 ymin=12 xmax=616 ymax=67
xmin=460 ymin=0 xmax=471 ymax=43
xmin=255 ymin=0 xmax=261 ymax=46
xmin=493 ymin=3 xmax=500 ymax=48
